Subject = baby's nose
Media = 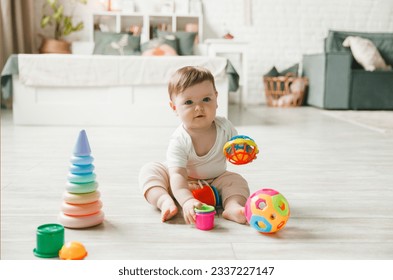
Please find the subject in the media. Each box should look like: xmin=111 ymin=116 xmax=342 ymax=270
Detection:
xmin=195 ymin=103 xmax=204 ymax=111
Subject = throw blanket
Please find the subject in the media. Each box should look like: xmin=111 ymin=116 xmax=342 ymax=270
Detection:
xmin=1 ymin=54 xmax=239 ymax=100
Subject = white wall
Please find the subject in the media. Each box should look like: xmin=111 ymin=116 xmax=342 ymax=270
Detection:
xmin=35 ymin=0 xmax=393 ymax=104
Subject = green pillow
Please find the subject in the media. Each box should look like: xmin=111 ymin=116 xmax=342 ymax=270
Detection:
xmin=141 ymin=36 xmax=178 ymax=54
xmin=264 ymin=65 xmax=298 ymax=91
xmin=279 ymin=63 xmax=299 ymax=76
xmin=93 ymin=31 xmax=141 ymax=55
xmin=263 ymin=66 xmax=279 ymax=77
xmin=157 ymin=31 xmax=197 ymax=55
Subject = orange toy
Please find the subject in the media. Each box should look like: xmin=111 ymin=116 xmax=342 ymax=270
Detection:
xmin=192 ymin=183 xmax=220 ymax=206
xmin=59 ymin=241 xmax=88 ymax=260
xmin=223 ymin=135 xmax=259 ymax=165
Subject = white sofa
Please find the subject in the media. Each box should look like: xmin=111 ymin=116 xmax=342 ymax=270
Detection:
xmin=12 ymin=54 xmax=230 ymax=126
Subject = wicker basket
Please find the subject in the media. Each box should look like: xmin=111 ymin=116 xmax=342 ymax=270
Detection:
xmin=263 ymin=73 xmax=308 ymax=107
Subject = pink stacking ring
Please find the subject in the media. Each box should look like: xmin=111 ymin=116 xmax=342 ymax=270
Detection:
xmin=58 ymin=211 xmax=104 ymax=229
xmin=61 ymin=200 xmax=103 ymax=216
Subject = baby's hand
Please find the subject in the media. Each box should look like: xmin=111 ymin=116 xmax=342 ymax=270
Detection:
xmin=182 ymin=199 xmax=203 ymax=224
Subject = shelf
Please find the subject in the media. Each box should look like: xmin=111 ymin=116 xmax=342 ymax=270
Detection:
xmin=205 ymin=40 xmax=249 ymax=108
xmin=205 ymin=39 xmax=249 ymax=45
xmin=91 ymin=12 xmax=203 ymax=43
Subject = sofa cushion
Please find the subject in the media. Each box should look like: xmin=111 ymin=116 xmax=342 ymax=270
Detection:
xmin=325 ymin=30 xmax=393 ymax=66
xmin=93 ymin=31 xmax=141 ymax=55
xmin=263 ymin=64 xmax=299 ymax=77
xmin=141 ymin=36 xmax=178 ymax=56
xmin=343 ymin=36 xmax=391 ymax=71
xmin=263 ymin=66 xmax=279 ymax=77
xmin=279 ymin=63 xmax=299 ymax=76
xmin=157 ymin=31 xmax=197 ymax=55
xmin=351 ymin=70 xmax=393 ymax=109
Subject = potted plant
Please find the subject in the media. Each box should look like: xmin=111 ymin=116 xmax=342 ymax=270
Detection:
xmin=39 ymin=0 xmax=88 ymax=54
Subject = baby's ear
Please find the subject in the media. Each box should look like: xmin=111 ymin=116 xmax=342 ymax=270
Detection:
xmin=169 ymin=101 xmax=176 ymax=111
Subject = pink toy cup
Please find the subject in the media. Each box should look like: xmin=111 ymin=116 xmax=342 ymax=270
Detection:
xmin=195 ymin=205 xmax=216 ymax=231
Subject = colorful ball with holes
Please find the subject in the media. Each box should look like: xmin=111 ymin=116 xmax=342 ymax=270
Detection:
xmin=223 ymin=135 xmax=259 ymax=165
xmin=244 ymin=188 xmax=290 ymax=233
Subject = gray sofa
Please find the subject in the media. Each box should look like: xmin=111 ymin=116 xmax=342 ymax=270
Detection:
xmin=302 ymin=30 xmax=393 ymax=110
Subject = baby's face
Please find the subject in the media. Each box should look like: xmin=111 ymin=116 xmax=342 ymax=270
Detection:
xmin=171 ymin=80 xmax=218 ymax=131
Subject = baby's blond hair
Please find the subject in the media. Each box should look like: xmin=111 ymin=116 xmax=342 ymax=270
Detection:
xmin=168 ymin=66 xmax=217 ymax=101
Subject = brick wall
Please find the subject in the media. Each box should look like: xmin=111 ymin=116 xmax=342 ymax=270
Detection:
xmin=202 ymin=0 xmax=393 ymax=104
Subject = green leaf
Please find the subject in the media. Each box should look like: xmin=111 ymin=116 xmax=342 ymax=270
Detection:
xmin=74 ymin=22 xmax=84 ymax=31
xmin=63 ymin=16 xmax=71 ymax=26
xmin=53 ymin=5 xmax=63 ymax=20
xmin=62 ymin=29 xmax=70 ymax=37
xmin=40 ymin=16 xmax=51 ymax=28
xmin=41 ymin=0 xmax=88 ymax=39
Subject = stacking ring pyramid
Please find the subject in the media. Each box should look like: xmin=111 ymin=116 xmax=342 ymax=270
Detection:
xmin=58 ymin=130 xmax=104 ymax=228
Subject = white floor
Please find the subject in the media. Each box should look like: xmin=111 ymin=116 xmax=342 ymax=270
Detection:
xmin=1 ymin=105 xmax=393 ymax=260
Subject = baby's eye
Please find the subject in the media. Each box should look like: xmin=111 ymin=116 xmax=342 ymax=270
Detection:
xmin=203 ymin=97 xmax=211 ymax=102
xmin=184 ymin=100 xmax=193 ymax=105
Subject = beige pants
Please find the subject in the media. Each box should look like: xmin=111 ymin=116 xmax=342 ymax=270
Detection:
xmin=138 ymin=162 xmax=250 ymax=208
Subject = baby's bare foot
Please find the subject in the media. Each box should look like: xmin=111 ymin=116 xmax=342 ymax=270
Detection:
xmin=157 ymin=195 xmax=178 ymax=222
xmin=222 ymin=205 xmax=247 ymax=224
xmin=161 ymin=201 xmax=178 ymax=222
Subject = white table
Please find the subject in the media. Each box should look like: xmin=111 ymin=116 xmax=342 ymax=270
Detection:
xmin=205 ymin=39 xmax=249 ymax=109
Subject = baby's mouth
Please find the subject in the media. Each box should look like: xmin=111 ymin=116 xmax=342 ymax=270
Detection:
xmin=195 ymin=114 xmax=205 ymax=118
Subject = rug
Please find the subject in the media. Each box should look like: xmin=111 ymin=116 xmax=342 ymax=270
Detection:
xmin=322 ymin=110 xmax=393 ymax=134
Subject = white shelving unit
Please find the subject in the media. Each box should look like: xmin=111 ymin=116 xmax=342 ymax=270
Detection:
xmin=91 ymin=11 xmax=203 ymax=44
xmin=205 ymin=39 xmax=249 ymax=108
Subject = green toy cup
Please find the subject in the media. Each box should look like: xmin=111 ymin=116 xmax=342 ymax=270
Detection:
xmin=194 ymin=204 xmax=215 ymax=214
xmin=33 ymin=224 xmax=64 ymax=258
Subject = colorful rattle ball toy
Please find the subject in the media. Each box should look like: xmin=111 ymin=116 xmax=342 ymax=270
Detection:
xmin=223 ymin=135 xmax=259 ymax=165
xmin=245 ymin=188 xmax=290 ymax=234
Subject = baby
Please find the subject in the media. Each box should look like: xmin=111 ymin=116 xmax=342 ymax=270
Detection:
xmin=138 ymin=66 xmax=250 ymax=224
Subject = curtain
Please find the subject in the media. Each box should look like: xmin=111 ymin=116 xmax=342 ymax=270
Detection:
xmin=1 ymin=0 xmax=36 ymax=68
xmin=0 ymin=0 xmax=35 ymax=107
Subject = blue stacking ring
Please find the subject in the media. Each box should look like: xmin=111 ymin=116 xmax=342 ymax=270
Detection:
xmin=70 ymin=155 xmax=94 ymax=165
xmin=69 ymin=164 xmax=95 ymax=174
xmin=210 ymin=185 xmax=221 ymax=206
